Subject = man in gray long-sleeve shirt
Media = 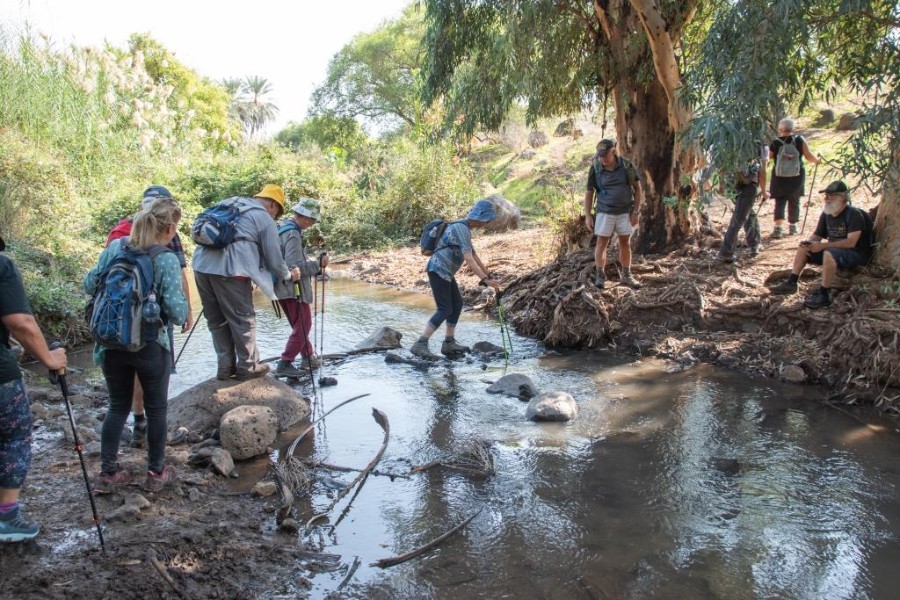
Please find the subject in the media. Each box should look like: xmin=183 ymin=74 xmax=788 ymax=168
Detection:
xmin=192 ymin=184 xmax=300 ymax=381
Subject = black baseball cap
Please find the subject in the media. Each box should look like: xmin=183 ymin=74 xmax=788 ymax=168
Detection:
xmin=819 ymin=181 xmax=849 ymax=194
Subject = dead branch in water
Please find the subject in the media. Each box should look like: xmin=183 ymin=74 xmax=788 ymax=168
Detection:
xmin=371 ymin=508 xmax=483 ymax=569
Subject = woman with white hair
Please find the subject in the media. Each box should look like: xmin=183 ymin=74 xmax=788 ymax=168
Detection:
xmin=768 ymin=117 xmax=821 ymax=238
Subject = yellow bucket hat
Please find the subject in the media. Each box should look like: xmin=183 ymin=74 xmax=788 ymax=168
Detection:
xmin=253 ymin=184 xmax=286 ymax=213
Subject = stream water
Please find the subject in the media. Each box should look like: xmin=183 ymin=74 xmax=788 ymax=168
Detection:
xmin=92 ymin=278 xmax=900 ymax=598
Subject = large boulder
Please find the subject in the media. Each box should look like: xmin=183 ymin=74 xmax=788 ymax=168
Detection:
xmin=525 ymin=391 xmax=578 ymax=422
xmin=835 ymin=112 xmax=859 ymax=131
xmin=528 ymin=131 xmax=549 ymax=148
xmin=554 ymin=119 xmax=574 ymax=137
xmin=482 ymin=195 xmax=521 ymax=233
xmin=354 ymin=327 xmax=403 ymax=351
xmin=486 ymin=373 xmax=538 ymax=400
xmin=167 ymin=377 xmax=308 ymax=435
xmin=219 ymin=405 xmax=278 ymax=460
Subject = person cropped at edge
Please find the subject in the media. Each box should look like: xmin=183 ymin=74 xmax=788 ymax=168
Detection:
xmin=84 ymin=199 xmax=188 ymax=493
xmin=583 ymin=138 xmax=643 ymax=289
xmin=106 ymin=185 xmax=194 ymax=449
xmin=192 ymin=184 xmax=300 ymax=381
xmin=0 ymin=229 xmax=68 ymax=542
xmin=768 ymin=117 xmax=821 ymax=238
xmin=410 ymin=199 xmax=501 ymax=360
xmin=718 ymin=142 xmax=768 ymax=262
xmin=770 ymin=181 xmax=874 ymax=309
xmin=273 ymin=198 xmax=328 ymax=378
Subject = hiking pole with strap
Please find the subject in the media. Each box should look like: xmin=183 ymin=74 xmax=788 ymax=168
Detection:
xmin=800 ymin=160 xmax=820 ymax=235
xmin=48 ymin=343 xmax=106 ymax=555
xmin=175 ymin=308 xmax=204 ymax=367
xmin=318 ymin=252 xmax=327 ymax=361
xmin=293 ymin=282 xmax=317 ymax=393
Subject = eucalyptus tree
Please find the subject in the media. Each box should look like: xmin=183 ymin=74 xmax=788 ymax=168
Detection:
xmin=423 ymin=0 xmax=703 ymax=252
xmin=311 ymin=5 xmax=426 ymax=131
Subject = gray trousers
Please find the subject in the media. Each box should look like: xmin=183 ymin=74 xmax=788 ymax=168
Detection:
xmin=194 ymin=272 xmax=259 ymax=372
xmin=721 ymin=183 xmax=761 ymax=255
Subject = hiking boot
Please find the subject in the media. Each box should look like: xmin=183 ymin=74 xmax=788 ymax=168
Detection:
xmin=804 ymin=287 xmax=832 ymax=309
xmin=234 ymin=364 xmax=270 ymax=381
xmin=594 ymin=269 xmax=606 ymax=289
xmin=789 ymin=223 xmax=799 ymax=236
xmin=274 ymin=360 xmax=304 ymax=378
xmin=771 ymin=226 xmax=784 ymax=239
xmin=771 ymin=279 xmax=799 ymax=295
xmin=300 ymin=355 xmax=322 ymax=369
xmin=410 ymin=337 xmax=438 ymax=360
xmin=143 ymin=465 xmax=176 ymax=493
xmin=717 ymin=250 xmax=735 ymax=263
xmin=97 ymin=468 xmax=131 ymax=492
xmin=0 ymin=506 xmax=39 ymax=542
xmin=216 ymin=366 xmax=235 ymax=381
xmin=747 ymin=244 xmax=762 ymax=258
xmin=619 ymin=270 xmax=642 ymax=290
xmin=441 ymin=338 xmax=470 ymax=357
xmin=130 ymin=418 xmax=147 ymax=449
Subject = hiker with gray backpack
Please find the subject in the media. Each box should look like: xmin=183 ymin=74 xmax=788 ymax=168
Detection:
xmin=411 ymin=199 xmax=501 ymax=360
xmin=83 ymin=199 xmax=188 ymax=493
xmin=768 ymin=117 xmax=821 ymax=238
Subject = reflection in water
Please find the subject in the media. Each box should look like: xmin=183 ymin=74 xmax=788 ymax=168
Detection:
xmin=160 ymin=277 xmax=899 ymax=599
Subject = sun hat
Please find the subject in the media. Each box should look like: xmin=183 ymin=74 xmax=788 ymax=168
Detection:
xmin=290 ymin=198 xmax=322 ymax=221
xmin=141 ymin=185 xmax=173 ymax=209
xmin=466 ymin=198 xmax=497 ymax=222
xmin=253 ymin=184 xmax=286 ymax=212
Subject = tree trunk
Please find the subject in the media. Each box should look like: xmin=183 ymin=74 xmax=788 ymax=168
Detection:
xmin=874 ymin=141 xmax=900 ymax=277
xmin=594 ymin=0 xmax=692 ymax=253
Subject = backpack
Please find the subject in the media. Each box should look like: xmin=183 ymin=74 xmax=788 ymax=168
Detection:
xmin=87 ymin=240 xmax=170 ymax=352
xmin=191 ymin=199 xmax=257 ymax=249
xmin=420 ymin=219 xmax=450 ymax=256
xmin=591 ymin=156 xmax=638 ymax=190
xmin=773 ymin=136 xmax=802 ymax=178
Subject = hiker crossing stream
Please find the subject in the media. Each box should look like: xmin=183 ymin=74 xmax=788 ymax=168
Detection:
xmin=41 ymin=278 xmax=900 ymax=598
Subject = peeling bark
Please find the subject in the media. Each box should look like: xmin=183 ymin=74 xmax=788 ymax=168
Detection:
xmin=874 ymin=142 xmax=900 ymax=277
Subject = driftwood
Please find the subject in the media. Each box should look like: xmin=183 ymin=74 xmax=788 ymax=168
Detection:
xmin=371 ymin=508 xmax=483 ymax=569
xmin=306 ymin=460 xmax=411 ymax=480
xmin=305 ymin=408 xmax=390 ymax=531
xmin=337 ymin=556 xmax=362 ymax=591
xmin=148 ymin=550 xmax=191 ymax=600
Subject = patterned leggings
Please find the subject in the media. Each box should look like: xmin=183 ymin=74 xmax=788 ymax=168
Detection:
xmin=0 ymin=379 xmax=32 ymax=489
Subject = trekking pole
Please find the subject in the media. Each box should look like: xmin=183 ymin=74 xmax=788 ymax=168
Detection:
xmin=48 ymin=344 xmax=106 ymax=555
xmin=175 ymin=308 xmax=204 ymax=367
xmin=312 ymin=274 xmax=319 ymax=354
xmin=294 ymin=282 xmax=317 ymax=394
xmin=318 ymin=252 xmax=327 ymax=361
xmin=800 ymin=160 xmax=820 ymax=235
xmin=271 ymin=300 xmax=283 ymax=320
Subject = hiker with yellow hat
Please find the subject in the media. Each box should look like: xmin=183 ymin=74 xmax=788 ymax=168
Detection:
xmin=192 ymin=184 xmax=301 ymax=380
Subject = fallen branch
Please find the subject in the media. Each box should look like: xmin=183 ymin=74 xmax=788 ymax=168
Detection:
xmin=337 ymin=556 xmax=362 ymax=591
xmin=148 ymin=550 xmax=191 ymax=600
xmin=371 ymin=507 xmax=483 ymax=569
xmin=307 ymin=460 xmax=411 ymax=480
xmin=305 ymin=408 xmax=390 ymax=530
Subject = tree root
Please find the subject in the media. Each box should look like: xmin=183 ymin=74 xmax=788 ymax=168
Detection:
xmin=371 ymin=507 xmax=483 ymax=569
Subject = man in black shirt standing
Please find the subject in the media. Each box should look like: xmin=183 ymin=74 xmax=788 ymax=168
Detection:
xmin=770 ymin=181 xmax=874 ymax=308
xmin=0 ymin=230 xmax=67 ymax=541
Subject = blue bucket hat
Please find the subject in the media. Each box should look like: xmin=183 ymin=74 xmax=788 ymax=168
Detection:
xmin=466 ymin=199 xmax=497 ymax=223
xmin=142 ymin=185 xmax=173 ymax=209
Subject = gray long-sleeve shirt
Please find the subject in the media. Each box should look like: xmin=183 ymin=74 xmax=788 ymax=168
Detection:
xmin=191 ymin=197 xmax=290 ymax=300
xmin=273 ymin=222 xmax=320 ymax=303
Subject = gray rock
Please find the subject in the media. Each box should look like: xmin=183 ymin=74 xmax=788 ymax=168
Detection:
xmin=107 ymin=504 xmax=142 ymax=523
xmin=219 ymin=405 xmax=278 ymax=460
xmin=251 ymin=481 xmax=278 ymax=498
xmin=167 ymin=376 xmax=309 ymax=435
xmin=782 ymin=364 xmax=806 ymax=383
xmin=188 ymin=446 xmax=216 ymax=466
xmin=179 ymin=472 xmax=208 ymax=486
xmin=168 ymin=426 xmax=189 ymax=445
xmin=528 ymin=130 xmax=549 ymax=148
xmin=280 ymin=518 xmax=300 ymax=533
xmin=85 ymin=441 xmax=101 ymax=456
xmin=472 ymin=341 xmax=505 ymax=357
xmin=210 ymin=448 xmax=235 ymax=477
xmin=59 ymin=418 xmax=99 ymax=444
xmin=188 ymin=487 xmax=202 ymax=502
xmin=123 ymin=493 xmax=151 ymax=510
xmin=30 ymin=403 xmax=50 ymax=421
xmin=486 ymin=374 xmax=538 ymax=399
xmin=815 ymin=108 xmax=835 ymax=125
xmin=836 ymin=112 xmax=859 ymax=131
xmin=481 ymin=195 xmax=521 ymax=233
xmin=519 ymin=148 xmax=536 ymax=160
xmin=354 ymin=327 xmax=403 ymax=351
xmin=525 ymin=391 xmax=578 ymax=422
xmin=554 ymin=119 xmax=574 ymax=137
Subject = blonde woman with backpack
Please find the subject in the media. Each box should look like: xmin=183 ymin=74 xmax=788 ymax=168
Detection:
xmin=83 ymin=199 xmax=188 ymax=493
xmin=768 ymin=117 xmax=821 ymax=238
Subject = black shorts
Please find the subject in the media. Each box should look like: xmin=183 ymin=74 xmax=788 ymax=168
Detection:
xmin=807 ymin=248 xmax=869 ymax=269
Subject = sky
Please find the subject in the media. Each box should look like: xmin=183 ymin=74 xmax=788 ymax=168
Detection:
xmin=0 ymin=0 xmax=411 ymax=133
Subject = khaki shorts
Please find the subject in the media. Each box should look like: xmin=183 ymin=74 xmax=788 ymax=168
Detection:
xmin=594 ymin=212 xmax=633 ymax=237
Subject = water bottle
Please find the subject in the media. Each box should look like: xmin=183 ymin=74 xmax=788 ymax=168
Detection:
xmin=143 ymin=291 xmax=161 ymax=323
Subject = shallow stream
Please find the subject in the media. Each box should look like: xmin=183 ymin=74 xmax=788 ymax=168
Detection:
xmin=92 ymin=278 xmax=900 ymax=598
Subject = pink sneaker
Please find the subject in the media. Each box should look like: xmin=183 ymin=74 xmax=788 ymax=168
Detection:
xmin=96 ymin=469 xmax=131 ymax=492
xmin=142 ymin=465 xmax=176 ymax=493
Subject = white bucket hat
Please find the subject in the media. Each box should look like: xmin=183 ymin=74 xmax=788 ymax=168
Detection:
xmin=290 ymin=197 xmax=321 ymax=221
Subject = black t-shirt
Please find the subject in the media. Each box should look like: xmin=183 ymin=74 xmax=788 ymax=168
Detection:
xmin=0 ymin=255 xmax=33 ymax=384
xmin=813 ymin=206 xmax=873 ymax=257
xmin=769 ymin=135 xmax=807 ymax=198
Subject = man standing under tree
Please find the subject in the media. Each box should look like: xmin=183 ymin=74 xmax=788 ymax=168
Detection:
xmin=718 ymin=142 xmax=768 ymax=262
xmin=583 ymin=139 xmax=643 ymax=289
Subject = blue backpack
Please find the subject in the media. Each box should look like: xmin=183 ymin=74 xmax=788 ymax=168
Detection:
xmin=87 ymin=240 xmax=168 ymax=352
xmin=420 ymin=219 xmax=461 ymax=256
xmin=191 ymin=198 xmax=258 ymax=249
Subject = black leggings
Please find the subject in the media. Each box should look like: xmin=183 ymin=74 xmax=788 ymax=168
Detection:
xmin=427 ymin=271 xmax=463 ymax=330
xmin=101 ymin=342 xmax=170 ymax=474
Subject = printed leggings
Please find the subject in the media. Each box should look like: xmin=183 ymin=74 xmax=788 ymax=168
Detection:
xmin=0 ymin=379 xmax=32 ymax=489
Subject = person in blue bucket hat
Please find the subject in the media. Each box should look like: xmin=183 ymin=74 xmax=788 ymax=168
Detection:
xmin=411 ymin=199 xmax=501 ymax=359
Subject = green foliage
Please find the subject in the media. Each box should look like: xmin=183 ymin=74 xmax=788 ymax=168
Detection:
xmin=311 ymin=5 xmax=426 ymax=131
xmin=275 ymin=114 xmax=369 ymax=164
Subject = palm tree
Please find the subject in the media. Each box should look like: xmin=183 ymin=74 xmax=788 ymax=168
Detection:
xmin=242 ymin=75 xmax=278 ymax=139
